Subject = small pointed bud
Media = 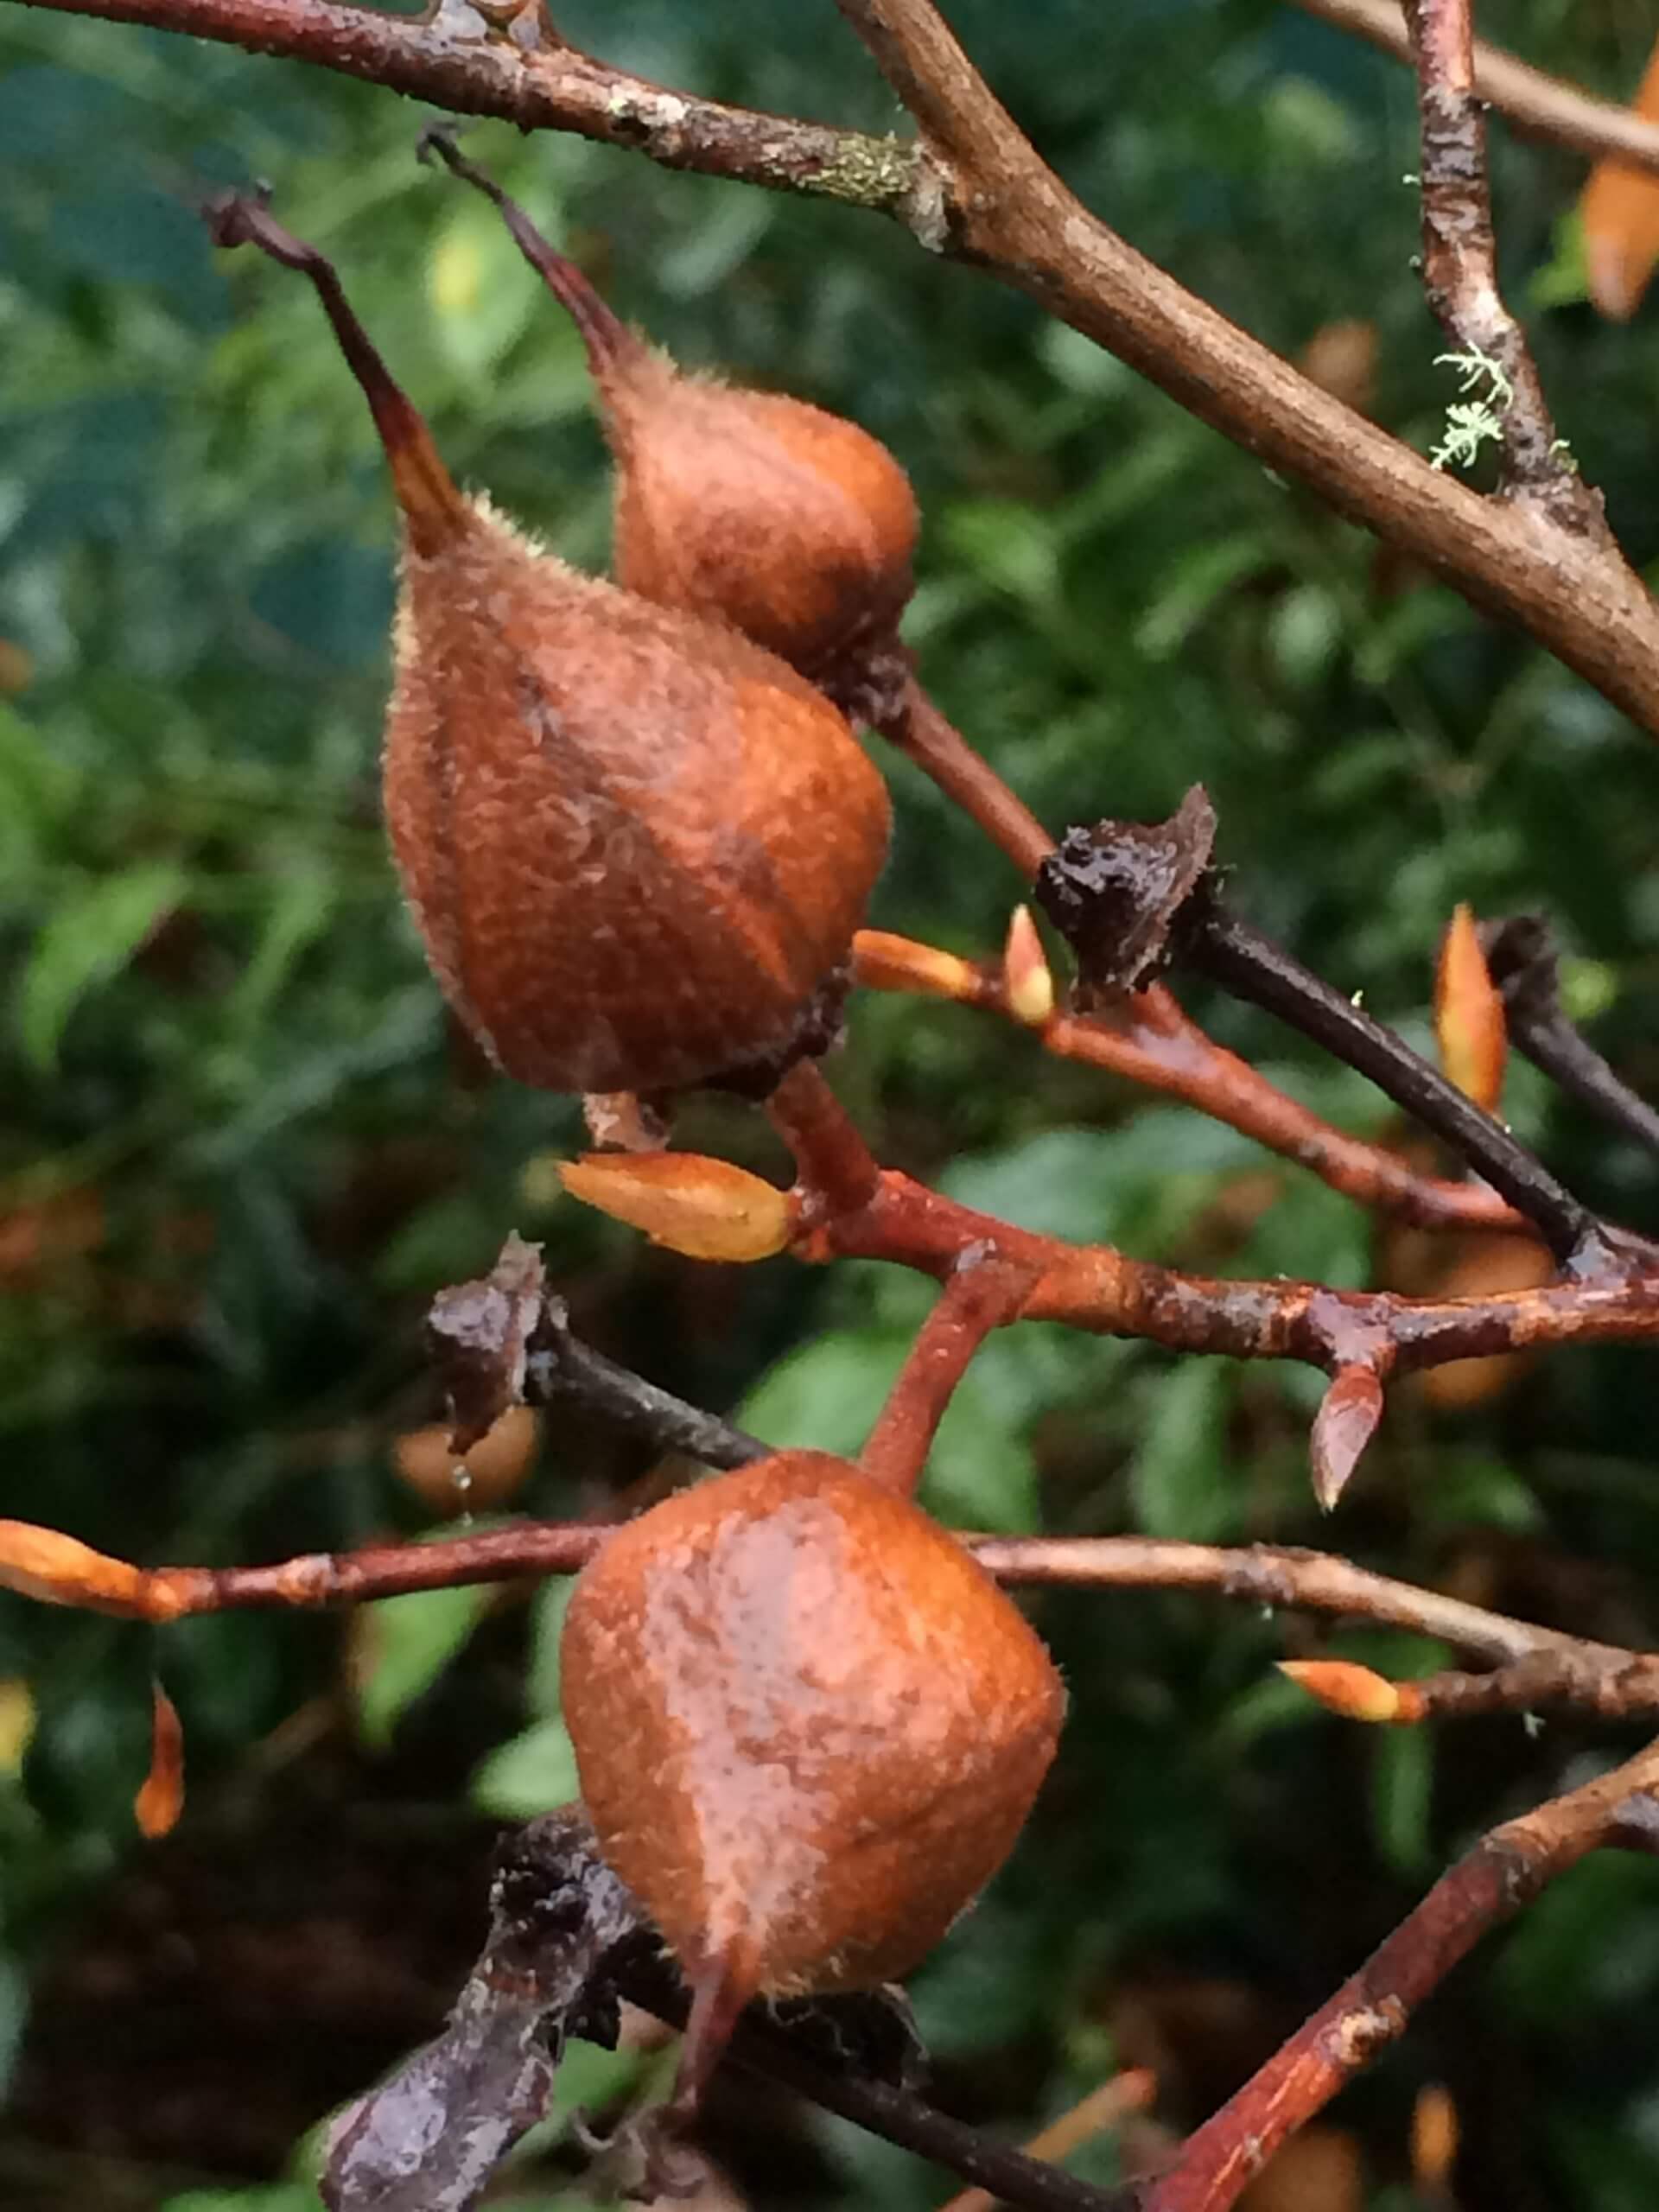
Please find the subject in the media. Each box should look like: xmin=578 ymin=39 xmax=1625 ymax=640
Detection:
xmin=135 ymin=1681 xmax=186 ymax=1838
xmin=853 ymin=931 xmax=979 ymax=1004
xmin=1411 ymin=2083 xmax=1460 ymax=2192
xmin=1309 ymin=1364 xmax=1385 ymax=1510
xmin=1278 ymin=1659 xmax=1406 ymax=1725
xmin=1579 ymin=35 xmax=1659 ymax=321
xmin=0 ymin=1520 xmax=156 ymax=1618
xmin=1002 ymin=906 xmax=1055 ymax=1028
xmin=1435 ymin=903 xmax=1507 ymax=1113
xmin=559 ymin=1152 xmax=791 ymax=1262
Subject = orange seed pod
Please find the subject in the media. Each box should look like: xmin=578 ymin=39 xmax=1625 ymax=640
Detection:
xmin=206 ymin=194 xmax=891 ymax=1100
xmin=423 ymin=137 xmax=919 ymax=719
xmin=561 ymin=1449 xmax=1064 ymax=2104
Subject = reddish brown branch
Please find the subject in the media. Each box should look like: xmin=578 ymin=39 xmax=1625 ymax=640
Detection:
xmin=859 ymin=1249 xmax=1039 ymax=1494
xmin=879 ymin=676 xmax=1056 ymax=880
xmin=767 ymin=1059 xmax=882 ymax=1223
xmin=1402 ymin=0 xmax=1595 ymax=527
xmin=0 ymin=1516 xmax=610 ymax=1620
xmin=1143 ymin=1734 xmax=1659 ymax=2209
xmin=798 ymin=1163 xmax=1659 ymax=1373
xmin=1296 ymin=0 xmax=1659 ymax=181
xmin=854 ymin=930 xmax=1525 ymax=1235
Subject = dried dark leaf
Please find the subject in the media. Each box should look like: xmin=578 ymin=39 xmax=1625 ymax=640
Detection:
xmin=1035 ymin=785 xmax=1217 ymax=1002
xmin=426 ymin=1232 xmax=547 ymax=1452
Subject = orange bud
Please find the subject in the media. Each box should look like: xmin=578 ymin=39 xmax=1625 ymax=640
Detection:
xmin=559 ymin=1152 xmax=791 ymax=1262
xmin=1002 ymin=906 xmax=1055 ymax=1028
xmin=0 ymin=1520 xmax=157 ymax=1618
xmin=1411 ymin=2083 xmax=1459 ymax=2192
xmin=853 ymin=930 xmax=979 ymax=1004
xmin=1580 ymin=37 xmax=1659 ymax=320
xmin=394 ymin=1403 xmax=541 ymax=1516
xmin=1278 ymin=1659 xmax=1414 ymax=1725
xmin=1434 ymin=904 xmax=1506 ymax=1113
xmin=135 ymin=1681 xmax=186 ymax=1838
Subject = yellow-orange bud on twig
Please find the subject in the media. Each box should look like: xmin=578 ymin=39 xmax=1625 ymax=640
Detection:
xmin=1278 ymin=1659 xmax=1424 ymax=1725
xmin=558 ymin=1152 xmax=793 ymax=1262
xmin=1002 ymin=906 xmax=1056 ymax=1028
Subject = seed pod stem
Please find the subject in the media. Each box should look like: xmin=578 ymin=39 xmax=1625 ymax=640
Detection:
xmin=418 ymin=125 xmax=637 ymax=379
xmin=203 ymin=192 xmax=467 ymax=556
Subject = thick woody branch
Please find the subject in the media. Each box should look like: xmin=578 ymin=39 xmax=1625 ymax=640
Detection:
xmin=831 ymin=0 xmax=1659 ymax=731
xmin=16 ymin=0 xmax=1659 ymax=729
xmin=1143 ymin=1735 xmax=1659 ymax=2210
xmin=1402 ymin=0 xmax=1593 ymax=526
xmin=1296 ymin=0 xmax=1659 ymax=180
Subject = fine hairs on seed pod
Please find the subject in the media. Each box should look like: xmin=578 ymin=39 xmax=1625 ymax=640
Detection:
xmin=203 ymin=192 xmax=891 ymax=1101
xmin=561 ymin=1449 xmax=1066 ymax=2117
xmin=420 ymin=131 xmax=920 ymax=721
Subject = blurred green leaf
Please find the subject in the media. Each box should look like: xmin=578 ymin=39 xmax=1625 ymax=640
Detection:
xmin=356 ymin=1579 xmax=491 ymax=1749
xmin=472 ymin=1717 xmax=581 ymax=1820
xmin=16 ymin=859 xmax=186 ymax=1071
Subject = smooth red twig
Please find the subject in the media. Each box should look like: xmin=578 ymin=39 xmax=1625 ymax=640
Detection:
xmin=879 ymin=676 xmax=1056 ymax=880
xmin=766 ymin=1059 xmax=882 ymax=1223
xmin=853 ymin=930 xmax=1524 ymax=1235
xmin=858 ymin=1248 xmax=1039 ymax=1494
xmin=1143 ymin=1734 xmax=1659 ymax=2210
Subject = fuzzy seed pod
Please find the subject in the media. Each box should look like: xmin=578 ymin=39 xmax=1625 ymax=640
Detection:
xmin=423 ymin=138 xmax=919 ymax=719
xmin=206 ymin=194 xmax=890 ymax=1098
xmin=560 ymin=1451 xmax=1064 ymax=2038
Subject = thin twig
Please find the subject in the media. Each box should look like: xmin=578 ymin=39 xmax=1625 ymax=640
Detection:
xmin=7 ymin=1516 xmax=1643 ymax=1694
xmin=1481 ymin=914 xmax=1659 ymax=1158
xmin=527 ymin=1298 xmax=768 ymax=1469
xmin=1143 ymin=1734 xmax=1659 ymax=2210
xmin=1185 ymin=898 xmax=1610 ymax=1268
xmin=859 ymin=1249 xmax=1039 ymax=1493
xmin=1402 ymin=0 xmax=1598 ymax=527
xmin=1295 ymin=0 xmax=1659 ymax=181
xmin=935 ymin=2072 xmax=1158 ymax=2212
xmin=798 ymin=1163 xmax=1659 ymax=1376
xmin=853 ymin=930 xmax=1526 ymax=1235
xmin=879 ymin=675 xmax=1056 ymax=880
xmin=767 ymin=1058 xmax=882 ymax=1223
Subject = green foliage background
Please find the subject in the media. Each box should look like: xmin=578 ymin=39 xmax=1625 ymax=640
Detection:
xmin=4 ymin=2 xmax=1659 ymax=2206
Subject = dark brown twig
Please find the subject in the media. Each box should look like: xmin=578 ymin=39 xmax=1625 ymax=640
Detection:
xmin=1186 ymin=895 xmax=1610 ymax=1269
xmin=526 ymin=1297 xmax=767 ymax=1469
xmin=1482 ymin=914 xmax=1659 ymax=1158
xmin=1033 ymin=798 xmax=1615 ymax=1269
xmin=1402 ymin=0 xmax=1599 ymax=530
